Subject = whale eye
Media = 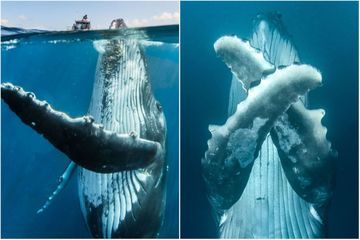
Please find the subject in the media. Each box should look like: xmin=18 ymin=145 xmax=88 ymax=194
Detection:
xmin=156 ymin=101 xmax=163 ymax=112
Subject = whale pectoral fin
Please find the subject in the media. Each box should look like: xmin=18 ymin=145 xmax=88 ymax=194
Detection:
xmin=37 ymin=162 xmax=77 ymax=214
xmin=202 ymin=118 xmax=270 ymax=213
xmin=1 ymin=82 xmax=161 ymax=173
xmin=270 ymin=101 xmax=336 ymax=207
xmin=202 ymin=64 xmax=323 ymax=212
xmin=214 ymin=36 xmax=275 ymax=92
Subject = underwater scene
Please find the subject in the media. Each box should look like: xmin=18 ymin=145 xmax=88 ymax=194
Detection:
xmin=2 ymin=25 xmax=179 ymax=238
xmin=181 ymin=1 xmax=358 ymax=238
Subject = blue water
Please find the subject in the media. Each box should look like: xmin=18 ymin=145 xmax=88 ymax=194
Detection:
xmin=1 ymin=26 xmax=179 ymax=238
xmin=181 ymin=1 xmax=358 ymax=238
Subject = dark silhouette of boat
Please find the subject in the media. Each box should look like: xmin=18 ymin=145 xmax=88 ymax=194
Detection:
xmin=72 ymin=14 xmax=90 ymax=30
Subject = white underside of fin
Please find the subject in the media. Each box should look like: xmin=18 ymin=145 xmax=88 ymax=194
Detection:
xmin=37 ymin=162 xmax=77 ymax=214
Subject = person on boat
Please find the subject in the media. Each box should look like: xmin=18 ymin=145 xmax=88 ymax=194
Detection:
xmin=109 ymin=18 xmax=127 ymax=29
xmin=72 ymin=23 xmax=78 ymax=30
xmin=80 ymin=14 xmax=90 ymax=30
xmin=82 ymin=14 xmax=89 ymax=22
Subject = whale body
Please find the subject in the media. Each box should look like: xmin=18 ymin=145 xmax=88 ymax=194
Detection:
xmin=1 ymin=35 xmax=167 ymax=238
xmin=78 ymin=38 xmax=167 ymax=238
xmin=202 ymin=13 xmax=336 ymax=238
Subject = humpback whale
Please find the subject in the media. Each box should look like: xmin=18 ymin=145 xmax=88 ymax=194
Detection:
xmin=2 ymin=32 xmax=167 ymax=237
xmin=202 ymin=13 xmax=336 ymax=238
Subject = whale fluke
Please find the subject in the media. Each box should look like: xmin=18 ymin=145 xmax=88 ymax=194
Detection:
xmin=1 ymin=82 xmax=162 ymax=173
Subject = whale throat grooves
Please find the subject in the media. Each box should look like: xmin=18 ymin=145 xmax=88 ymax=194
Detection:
xmin=78 ymin=37 xmax=167 ymax=238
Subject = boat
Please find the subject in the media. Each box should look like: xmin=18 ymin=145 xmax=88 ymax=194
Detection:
xmin=72 ymin=15 xmax=91 ymax=30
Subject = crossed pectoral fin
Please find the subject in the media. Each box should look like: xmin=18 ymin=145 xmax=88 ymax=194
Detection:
xmin=271 ymin=100 xmax=336 ymax=208
xmin=202 ymin=64 xmax=323 ymax=211
xmin=1 ymin=82 xmax=162 ymax=173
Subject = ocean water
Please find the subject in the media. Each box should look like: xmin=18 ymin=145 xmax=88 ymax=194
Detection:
xmin=1 ymin=25 xmax=179 ymax=238
xmin=181 ymin=1 xmax=358 ymax=238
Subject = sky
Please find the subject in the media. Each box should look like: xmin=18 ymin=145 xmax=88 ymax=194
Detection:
xmin=1 ymin=1 xmax=179 ymax=30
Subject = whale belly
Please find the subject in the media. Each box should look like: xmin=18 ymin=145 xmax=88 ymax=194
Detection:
xmin=219 ymin=136 xmax=323 ymax=238
xmin=78 ymin=167 xmax=164 ymax=238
